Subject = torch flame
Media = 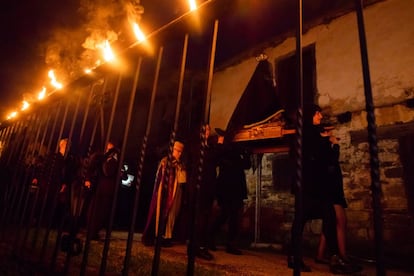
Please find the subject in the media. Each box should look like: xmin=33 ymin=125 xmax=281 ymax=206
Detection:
xmin=99 ymin=40 xmax=115 ymax=62
xmin=38 ymin=87 xmax=46 ymax=100
xmin=48 ymin=70 xmax=63 ymax=90
xmin=7 ymin=111 xmax=18 ymax=120
xmin=133 ymin=23 xmax=146 ymax=42
xmin=21 ymin=101 xmax=30 ymax=111
xmin=189 ymin=0 xmax=197 ymax=11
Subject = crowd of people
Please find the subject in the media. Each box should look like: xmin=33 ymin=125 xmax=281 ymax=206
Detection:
xmin=12 ymin=104 xmax=363 ymax=273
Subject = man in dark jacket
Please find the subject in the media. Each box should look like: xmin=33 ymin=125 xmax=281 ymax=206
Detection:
xmin=84 ymin=141 xmax=120 ymax=240
xmin=209 ymin=128 xmax=251 ymax=255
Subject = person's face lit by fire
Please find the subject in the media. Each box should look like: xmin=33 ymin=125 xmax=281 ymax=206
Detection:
xmin=205 ymin=124 xmax=211 ymax=139
xmin=105 ymin=142 xmax=114 ymax=153
xmin=172 ymin=141 xmax=184 ymax=161
xmin=313 ymin=111 xmax=323 ymax=125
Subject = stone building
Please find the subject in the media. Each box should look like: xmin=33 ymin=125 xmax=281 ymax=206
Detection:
xmin=210 ymin=0 xmax=414 ymax=265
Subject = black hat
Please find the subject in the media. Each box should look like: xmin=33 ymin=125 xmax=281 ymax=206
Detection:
xmin=214 ymin=128 xmax=227 ymax=136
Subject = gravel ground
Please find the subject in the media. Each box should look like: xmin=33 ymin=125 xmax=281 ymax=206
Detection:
xmin=1 ymin=232 xmax=413 ymax=276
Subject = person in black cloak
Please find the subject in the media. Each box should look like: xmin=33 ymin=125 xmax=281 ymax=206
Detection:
xmin=84 ymin=141 xmax=120 ymax=240
xmin=208 ymin=128 xmax=251 ymax=255
xmin=288 ymin=104 xmax=361 ymax=274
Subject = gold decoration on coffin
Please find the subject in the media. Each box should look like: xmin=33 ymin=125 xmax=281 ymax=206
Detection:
xmin=232 ymin=109 xmax=296 ymax=142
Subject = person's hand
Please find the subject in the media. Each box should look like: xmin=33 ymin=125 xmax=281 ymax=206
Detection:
xmin=84 ymin=180 xmax=91 ymax=189
xmin=329 ymin=135 xmax=339 ymax=144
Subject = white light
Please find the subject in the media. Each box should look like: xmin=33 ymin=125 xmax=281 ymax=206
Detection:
xmin=133 ymin=23 xmax=146 ymax=42
xmin=188 ymin=0 xmax=197 ymax=11
xmin=48 ymin=70 xmax=63 ymax=89
xmin=21 ymin=101 xmax=30 ymax=111
xmin=38 ymin=87 xmax=46 ymax=100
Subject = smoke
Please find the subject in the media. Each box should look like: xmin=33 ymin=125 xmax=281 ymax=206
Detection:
xmin=44 ymin=0 xmax=144 ymax=87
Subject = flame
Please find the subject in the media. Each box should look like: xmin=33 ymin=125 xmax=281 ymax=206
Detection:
xmin=21 ymin=101 xmax=30 ymax=111
xmin=48 ymin=70 xmax=63 ymax=89
xmin=7 ymin=111 xmax=18 ymax=120
xmin=38 ymin=87 xmax=46 ymax=100
xmin=99 ymin=40 xmax=115 ymax=62
xmin=132 ymin=23 xmax=146 ymax=42
xmin=84 ymin=68 xmax=92 ymax=74
xmin=188 ymin=0 xmax=197 ymax=11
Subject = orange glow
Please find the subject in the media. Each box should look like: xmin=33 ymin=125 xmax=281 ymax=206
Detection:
xmin=7 ymin=111 xmax=18 ymax=120
xmin=99 ymin=40 xmax=115 ymax=62
xmin=21 ymin=101 xmax=30 ymax=111
xmin=84 ymin=68 xmax=92 ymax=74
xmin=132 ymin=23 xmax=146 ymax=42
xmin=38 ymin=87 xmax=46 ymax=100
xmin=48 ymin=70 xmax=63 ymax=89
xmin=189 ymin=0 xmax=197 ymax=11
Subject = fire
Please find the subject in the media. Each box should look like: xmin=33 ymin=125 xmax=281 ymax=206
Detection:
xmin=48 ymin=70 xmax=63 ymax=90
xmin=188 ymin=0 xmax=197 ymax=11
xmin=99 ymin=40 xmax=115 ymax=62
xmin=21 ymin=101 xmax=30 ymax=111
xmin=38 ymin=87 xmax=46 ymax=100
xmin=7 ymin=111 xmax=18 ymax=120
xmin=132 ymin=23 xmax=146 ymax=42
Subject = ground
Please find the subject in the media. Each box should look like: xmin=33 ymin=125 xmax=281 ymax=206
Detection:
xmin=0 ymin=231 xmax=412 ymax=275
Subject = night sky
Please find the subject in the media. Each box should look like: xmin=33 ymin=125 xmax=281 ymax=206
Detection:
xmin=0 ymin=0 xmax=186 ymax=120
xmin=0 ymin=0 xmax=82 ymax=117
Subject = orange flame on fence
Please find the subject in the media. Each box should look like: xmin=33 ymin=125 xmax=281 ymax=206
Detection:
xmin=188 ymin=0 xmax=197 ymax=11
xmin=132 ymin=23 xmax=146 ymax=42
xmin=48 ymin=70 xmax=63 ymax=89
xmin=38 ymin=87 xmax=46 ymax=100
xmin=21 ymin=101 xmax=30 ymax=111
xmin=99 ymin=40 xmax=115 ymax=62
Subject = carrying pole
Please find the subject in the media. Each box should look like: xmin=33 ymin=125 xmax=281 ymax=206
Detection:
xmin=122 ymin=57 xmax=147 ymax=275
xmin=293 ymin=0 xmax=304 ymax=275
xmin=187 ymin=19 xmax=219 ymax=276
xmin=354 ymin=1 xmax=384 ymax=275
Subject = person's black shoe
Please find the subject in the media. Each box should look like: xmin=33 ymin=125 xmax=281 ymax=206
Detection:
xmin=196 ymin=247 xmax=214 ymax=260
xmin=330 ymin=255 xmax=363 ymax=274
xmin=287 ymin=255 xmax=312 ymax=272
xmin=226 ymin=246 xmax=242 ymax=255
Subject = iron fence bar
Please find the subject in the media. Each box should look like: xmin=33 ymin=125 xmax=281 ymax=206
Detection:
xmin=79 ymin=80 xmax=103 ymax=143
xmin=293 ymin=0 xmax=303 ymax=275
xmin=145 ymin=46 xmax=164 ymax=276
xmin=121 ymin=56 xmax=146 ymax=275
xmin=354 ymin=1 xmax=384 ymax=275
xmin=14 ymin=112 xmax=49 ymax=252
xmin=38 ymin=100 xmax=70 ymax=264
xmin=80 ymin=71 xmax=122 ymax=275
xmin=122 ymin=49 xmax=163 ymax=276
xmin=105 ymin=74 xmax=122 ymax=149
xmin=62 ymin=82 xmax=103 ymax=275
xmin=187 ymin=19 xmax=219 ymax=276
xmin=4 ymin=114 xmax=38 ymax=229
xmin=79 ymin=103 xmax=103 ymax=276
xmin=50 ymin=90 xmax=83 ymax=272
xmin=100 ymin=56 xmax=143 ymax=276
xmin=19 ymin=112 xmax=52 ymax=253
xmin=30 ymin=101 xmax=63 ymax=251
xmin=154 ymin=34 xmax=189 ymax=276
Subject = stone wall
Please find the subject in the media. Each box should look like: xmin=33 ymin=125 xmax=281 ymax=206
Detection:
xmin=210 ymin=0 xmax=414 ymax=261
